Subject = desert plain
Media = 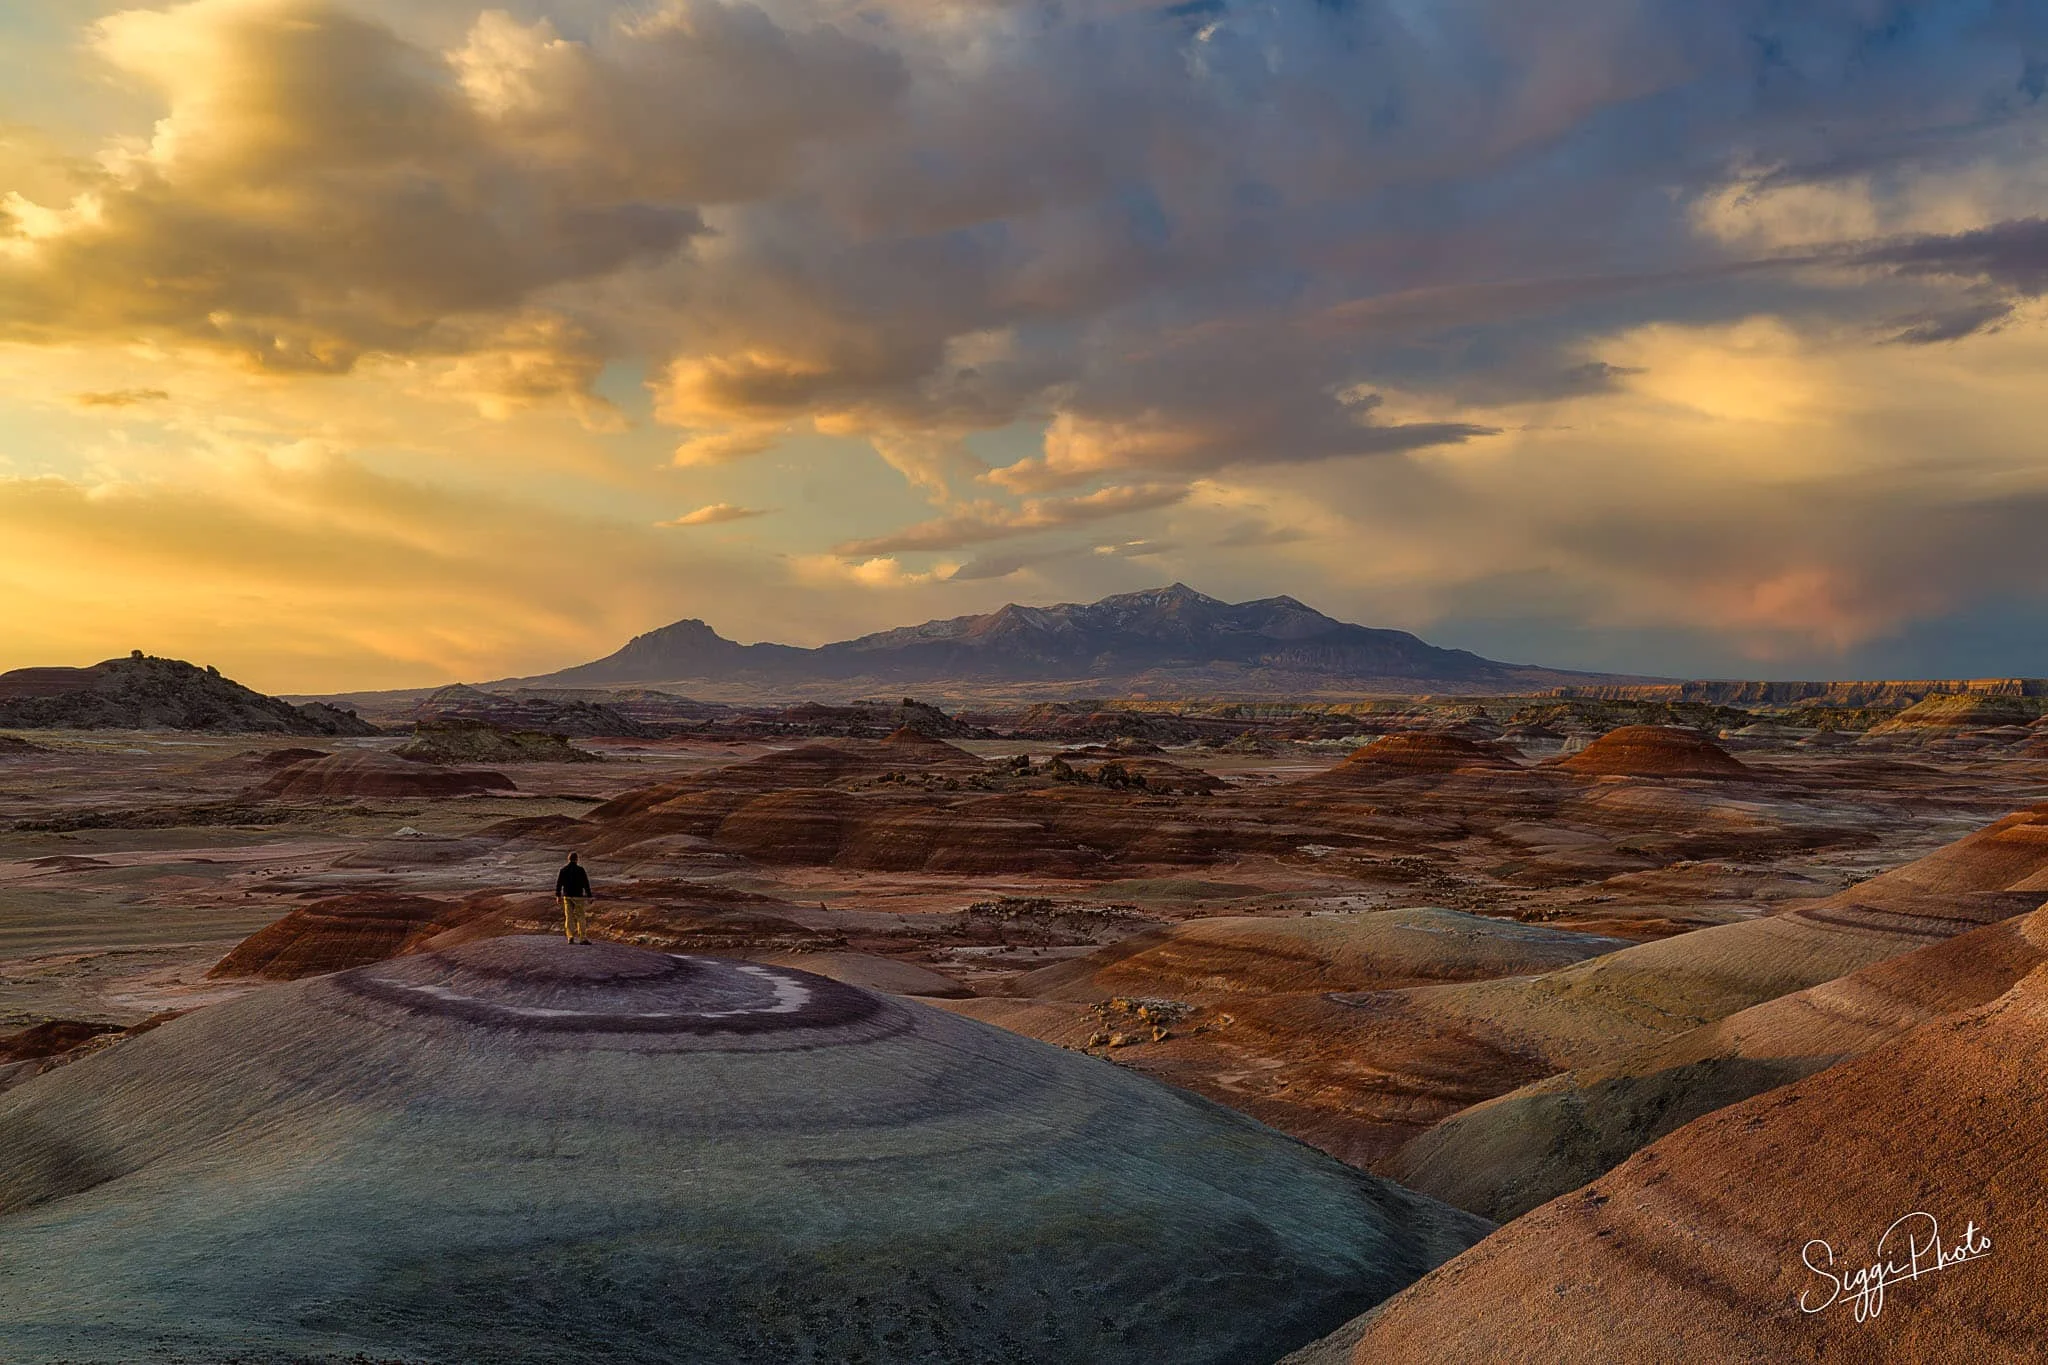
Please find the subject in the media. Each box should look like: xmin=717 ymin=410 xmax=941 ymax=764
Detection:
xmin=5 ymin=658 xmax=2048 ymax=1361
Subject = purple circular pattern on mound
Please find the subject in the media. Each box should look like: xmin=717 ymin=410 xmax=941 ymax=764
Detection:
xmin=332 ymin=935 xmax=892 ymax=1038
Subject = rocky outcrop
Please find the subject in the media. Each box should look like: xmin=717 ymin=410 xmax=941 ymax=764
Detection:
xmin=395 ymin=718 xmax=600 ymax=765
xmin=292 ymin=702 xmax=381 ymax=736
xmin=0 ymin=654 xmax=376 ymax=734
xmin=405 ymin=684 xmax=659 ymax=737
xmin=0 ymin=1016 xmax=177 ymax=1094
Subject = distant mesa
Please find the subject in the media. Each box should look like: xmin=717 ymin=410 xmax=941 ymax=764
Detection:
xmin=0 ymin=936 xmax=1489 ymax=1364
xmin=0 ymin=654 xmax=378 ymax=735
xmin=256 ymin=750 xmax=516 ymax=799
xmin=1556 ymin=677 xmax=2048 ymax=708
xmin=208 ymin=893 xmax=488 ymax=981
xmin=1866 ymin=690 xmax=2048 ymax=735
xmin=395 ymin=717 xmax=601 ymax=765
xmin=1553 ymin=725 xmax=1751 ymax=779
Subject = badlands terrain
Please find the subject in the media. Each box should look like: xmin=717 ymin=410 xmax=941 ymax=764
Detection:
xmin=4 ymin=641 xmax=2048 ymax=1357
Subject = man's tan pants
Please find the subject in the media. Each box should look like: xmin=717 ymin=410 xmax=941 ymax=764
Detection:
xmin=561 ymin=896 xmax=592 ymax=941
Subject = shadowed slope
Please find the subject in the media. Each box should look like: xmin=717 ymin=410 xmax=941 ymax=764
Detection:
xmin=1387 ymin=898 xmax=2048 ymax=1221
xmin=1337 ymin=963 xmax=2048 ymax=1362
xmin=0 ymin=937 xmax=1488 ymax=1365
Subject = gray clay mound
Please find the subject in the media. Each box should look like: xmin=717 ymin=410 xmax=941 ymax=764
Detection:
xmin=0 ymin=936 xmax=1489 ymax=1365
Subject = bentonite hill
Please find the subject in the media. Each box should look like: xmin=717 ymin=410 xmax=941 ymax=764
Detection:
xmin=0 ymin=937 xmax=1485 ymax=1364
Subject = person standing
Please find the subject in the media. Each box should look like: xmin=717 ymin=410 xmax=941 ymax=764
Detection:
xmin=555 ymin=852 xmax=594 ymax=944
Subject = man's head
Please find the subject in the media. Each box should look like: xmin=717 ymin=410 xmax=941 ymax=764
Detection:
xmin=566 ymin=852 xmax=579 ymax=865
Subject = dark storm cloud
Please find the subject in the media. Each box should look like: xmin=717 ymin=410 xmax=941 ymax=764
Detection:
xmin=1863 ymin=216 xmax=2048 ymax=294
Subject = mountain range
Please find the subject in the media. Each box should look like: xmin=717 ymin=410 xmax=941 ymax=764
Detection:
xmin=517 ymin=585 xmax=1628 ymax=698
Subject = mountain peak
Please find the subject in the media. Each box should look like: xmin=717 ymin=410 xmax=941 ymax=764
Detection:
xmin=525 ymin=584 xmax=1606 ymax=693
xmin=1099 ymin=583 xmax=1222 ymax=609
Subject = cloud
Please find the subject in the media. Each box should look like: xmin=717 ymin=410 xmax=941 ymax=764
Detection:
xmin=660 ymin=501 xmax=772 ymax=526
xmin=1884 ymin=300 xmax=2016 ymax=346
xmin=8 ymin=0 xmax=2048 ymax=681
xmin=1862 ymin=216 xmax=2048 ymax=294
xmin=947 ymin=547 xmax=1073 ymax=581
xmin=1213 ymin=519 xmax=1306 ymax=549
xmin=0 ymin=0 xmax=903 ymax=390
xmin=0 ymin=456 xmax=770 ymax=689
xmin=990 ymin=391 xmax=1498 ymax=492
xmin=1093 ymin=539 xmax=1175 ymax=559
xmin=790 ymin=553 xmax=959 ymax=589
xmin=832 ymin=483 xmax=1189 ymax=554
xmin=72 ymin=388 xmax=170 ymax=407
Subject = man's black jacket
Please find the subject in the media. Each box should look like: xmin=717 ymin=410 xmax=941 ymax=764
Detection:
xmin=555 ymin=862 xmax=592 ymax=897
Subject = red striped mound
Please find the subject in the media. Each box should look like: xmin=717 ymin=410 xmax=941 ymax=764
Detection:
xmin=1327 ymin=733 xmax=1520 ymax=779
xmin=257 ymin=750 xmax=515 ymax=799
xmin=209 ymin=893 xmax=487 ymax=981
xmin=1556 ymin=725 xmax=1751 ymax=779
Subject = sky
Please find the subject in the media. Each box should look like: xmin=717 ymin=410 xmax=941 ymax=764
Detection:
xmin=3 ymin=0 xmax=2047 ymax=692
